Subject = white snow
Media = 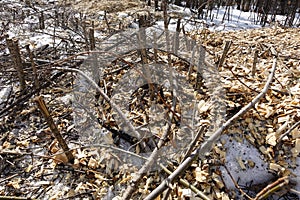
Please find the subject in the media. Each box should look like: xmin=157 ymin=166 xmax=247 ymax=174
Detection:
xmin=154 ymin=4 xmax=299 ymax=32
xmin=220 ymin=135 xmax=274 ymax=188
xmin=0 ymin=86 xmax=12 ymax=110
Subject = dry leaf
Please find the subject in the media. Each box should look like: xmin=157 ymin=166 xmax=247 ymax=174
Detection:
xmin=293 ymin=138 xmax=300 ymax=157
xmin=276 ymin=120 xmax=289 ymax=135
xmin=53 ymin=153 xmax=68 ymax=164
xmin=88 ymin=157 xmax=99 ymax=169
xmin=236 ymin=156 xmax=246 ymax=170
xmin=7 ymin=178 xmax=21 ymax=189
xmin=194 ymin=167 xmax=209 ymax=183
xmin=266 ymin=132 xmax=277 ymax=146
xmin=16 ymin=139 xmax=29 ymax=147
xmin=49 ymin=140 xmax=59 ymax=154
xmin=269 ymin=163 xmax=285 ymax=173
xmin=197 ymin=100 xmax=210 ymax=113
xmin=292 ymin=128 xmax=300 ymax=139
xmin=3 ymin=141 xmax=11 ymax=149
xmin=212 ymin=172 xmax=224 ymax=189
xmin=25 ymin=164 xmax=33 ymax=173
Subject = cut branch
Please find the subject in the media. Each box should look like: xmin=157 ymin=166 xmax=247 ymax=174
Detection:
xmin=218 ymin=40 xmax=232 ymax=69
xmin=6 ymin=38 xmax=26 ymax=91
xmin=34 ymin=96 xmax=74 ymax=163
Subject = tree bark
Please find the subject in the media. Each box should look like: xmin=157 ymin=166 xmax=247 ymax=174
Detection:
xmin=6 ymin=38 xmax=26 ymax=91
xmin=154 ymin=0 xmax=159 ymax=10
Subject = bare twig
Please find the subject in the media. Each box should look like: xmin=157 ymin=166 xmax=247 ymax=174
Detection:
xmin=254 ymin=176 xmax=289 ymax=200
xmin=0 ymin=69 xmax=66 ymax=118
xmin=182 ymin=125 xmax=207 ymax=161
xmin=290 ymin=188 xmax=300 ymax=195
xmin=160 ymin=157 xmax=210 ymax=200
xmin=228 ymin=67 xmax=260 ymax=94
xmin=0 ymin=174 xmax=19 ymax=184
xmin=39 ymin=11 xmax=45 ymax=29
xmin=277 ymin=120 xmax=300 ymax=143
xmin=162 ymin=188 xmax=172 ymax=200
xmin=89 ymin=22 xmax=95 ymax=50
xmin=145 ymin=57 xmax=277 ymax=200
xmin=252 ymin=49 xmax=259 ymax=76
xmin=195 ymin=44 xmax=206 ymax=90
xmin=223 ymin=163 xmax=252 ymax=199
xmin=0 ymin=196 xmax=37 ymax=200
xmin=218 ymin=40 xmax=232 ymax=69
xmin=103 ymin=11 xmax=111 ymax=32
xmin=6 ymin=38 xmax=26 ymax=91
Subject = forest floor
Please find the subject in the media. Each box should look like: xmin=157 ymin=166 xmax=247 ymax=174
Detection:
xmin=0 ymin=0 xmax=300 ymax=199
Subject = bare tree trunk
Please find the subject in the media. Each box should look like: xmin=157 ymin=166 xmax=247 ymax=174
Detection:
xmin=197 ymin=0 xmax=206 ymax=18
xmin=242 ymin=0 xmax=251 ymax=11
xmin=236 ymin=0 xmax=241 ymax=10
xmin=186 ymin=0 xmax=192 ymax=8
xmin=255 ymin=0 xmax=264 ymax=12
xmin=154 ymin=0 xmax=159 ymax=10
xmin=285 ymin=0 xmax=299 ymax=26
